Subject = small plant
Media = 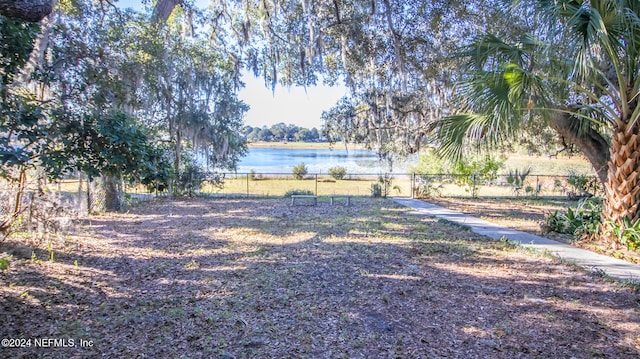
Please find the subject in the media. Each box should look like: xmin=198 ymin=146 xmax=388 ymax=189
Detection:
xmin=603 ymin=218 xmax=640 ymax=251
xmin=371 ymin=174 xmax=400 ymax=198
xmin=452 ymin=154 xmax=504 ymax=198
xmin=506 ymin=167 xmax=531 ymax=197
xmin=414 ymin=175 xmax=443 ymax=199
xmin=566 ymin=171 xmax=600 ymax=199
xmin=283 ymin=189 xmax=314 ymax=197
xmin=328 ymin=166 xmax=347 ymax=180
xmin=545 ymin=197 xmax=602 ymax=240
xmin=0 ymin=257 xmax=9 ymax=271
xmin=175 ymin=162 xmax=205 ymax=197
xmin=292 ymin=162 xmax=308 ymax=180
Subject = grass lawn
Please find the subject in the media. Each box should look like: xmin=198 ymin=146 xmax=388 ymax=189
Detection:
xmin=1 ymin=197 xmax=638 ymax=357
xmin=208 ymin=176 xmax=412 ymax=197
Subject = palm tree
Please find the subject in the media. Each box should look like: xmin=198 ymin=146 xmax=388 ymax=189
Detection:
xmin=440 ymin=0 xmax=640 ymax=247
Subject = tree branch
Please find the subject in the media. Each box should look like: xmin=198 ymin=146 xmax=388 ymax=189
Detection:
xmin=0 ymin=0 xmax=55 ymax=22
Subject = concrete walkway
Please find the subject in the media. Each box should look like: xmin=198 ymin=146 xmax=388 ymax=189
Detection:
xmin=391 ymin=197 xmax=640 ymax=281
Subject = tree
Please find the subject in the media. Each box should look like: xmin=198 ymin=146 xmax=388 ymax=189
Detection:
xmin=440 ymin=0 xmax=640 ymax=247
xmin=256 ymin=128 xmax=272 ymax=141
xmin=1 ymin=0 xmax=248 ymax=212
xmin=0 ymin=0 xmax=55 ymax=22
xmin=295 ymin=128 xmax=312 ymax=142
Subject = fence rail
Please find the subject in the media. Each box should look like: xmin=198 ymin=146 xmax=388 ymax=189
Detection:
xmin=185 ymin=172 xmax=600 ymax=199
xmin=0 ymin=171 xmax=598 ymax=241
xmin=1 ymin=172 xmax=599 ymax=225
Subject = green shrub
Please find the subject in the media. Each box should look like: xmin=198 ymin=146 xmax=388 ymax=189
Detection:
xmin=566 ymin=171 xmax=600 ymax=199
xmin=175 ymin=163 xmax=204 ymax=196
xmin=452 ymin=154 xmax=504 ymax=198
xmin=284 ymin=189 xmax=314 ymax=197
xmin=328 ymin=166 xmax=347 ymax=180
xmin=545 ymin=197 xmax=601 ymax=239
xmin=603 ymin=218 xmax=640 ymax=251
xmin=0 ymin=257 xmax=9 ymax=271
xmin=506 ymin=167 xmax=531 ymax=196
xmin=371 ymin=174 xmax=400 ymax=198
xmin=292 ymin=162 xmax=308 ymax=180
xmin=414 ymin=175 xmax=443 ymax=199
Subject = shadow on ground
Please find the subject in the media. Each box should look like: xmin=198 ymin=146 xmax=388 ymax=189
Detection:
xmin=1 ymin=197 xmax=638 ymax=358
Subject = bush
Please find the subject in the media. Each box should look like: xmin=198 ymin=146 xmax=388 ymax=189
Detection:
xmin=328 ymin=166 xmax=347 ymax=180
xmin=566 ymin=171 xmax=600 ymax=199
xmin=452 ymin=154 xmax=504 ymax=198
xmin=414 ymin=175 xmax=443 ymax=199
xmin=292 ymin=162 xmax=308 ymax=180
xmin=545 ymin=197 xmax=601 ymax=239
xmin=371 ymin=174 xmax=400 ymax=198
xmin=506 ymin=167 xmax=531 ymax=196
xmin=604 ymin=218 xmax=640 ymax=251
xmin=284 ymin=189 xmax=314 ymax=197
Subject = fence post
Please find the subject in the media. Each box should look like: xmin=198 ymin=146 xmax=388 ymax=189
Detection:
xmin=384 ymin=173 xmax=388 ymax=198
xmin=472 ymin=174 xmax=477 ymax=198
xmin=315 ymin=174 xmax=318 ymax=196
xmin=411 ymin=172 xmax=416 ymax=199
xmin=246 ymin=173 xmax=249 ymax=197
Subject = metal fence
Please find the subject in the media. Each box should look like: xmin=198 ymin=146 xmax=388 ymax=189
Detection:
xmin=1 ymin=172 xmax=599 ymax=229
xmin=186 ymin=172 xmax=601 ymax=199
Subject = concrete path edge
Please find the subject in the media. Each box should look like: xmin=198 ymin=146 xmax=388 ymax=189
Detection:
xmin=391 ymin=197 xmax=640 ymax=282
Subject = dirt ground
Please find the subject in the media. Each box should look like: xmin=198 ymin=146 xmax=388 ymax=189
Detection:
xmin=1 ymin=197 xmax=639 ymax=358
xmin=427 ymin=197 xmax=640 ymax=264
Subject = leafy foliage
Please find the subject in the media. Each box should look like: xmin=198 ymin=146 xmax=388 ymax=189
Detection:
xmin=545 ymin=198 xmax=602 ymax=240
xmin=283 ymin=189 xmax=314 ymax=197
xmin=604 ymin=218 xmax=640 ymax=251
xmin=174 ymin=153 xmax=205 ymax=196
xmin=566 ymin=171 xmax=600 ymax=199
xmin=39 ymin=111 xmax=169 ymax=181
xmin=292 ymin=162 xmax=308 ymax=180
xmin=328 ymin=166 xmax=347 ymax=180
xmin=410 ymin=149 xmax=451 ymax=175
xmin=506 ymin=167 xmax=532 ymax=197
xmin=413 ymin=176 xmax=443 ymax=199
xmin=451 ymin=154 xmax=504 ymax=198
xmin=371 ymin=174 xmax=400 ymax=198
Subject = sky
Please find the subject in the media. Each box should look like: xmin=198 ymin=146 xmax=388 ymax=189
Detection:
xmin=237 ymin=75 xmax=347 ymax=129
xmin=116 ymin=0 xmax=347 ymax=129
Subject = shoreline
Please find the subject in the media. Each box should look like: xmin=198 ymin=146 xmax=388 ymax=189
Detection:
xmin=247 ymin=141 xmax=366 ymax=150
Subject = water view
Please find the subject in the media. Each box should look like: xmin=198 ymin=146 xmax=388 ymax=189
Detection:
xmin=234 ymin=147 xmax=408 ymax=174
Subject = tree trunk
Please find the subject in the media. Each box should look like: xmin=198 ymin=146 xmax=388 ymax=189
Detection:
xmin=174 ymin=129 xmax=182 ymax=175
xmin=549 ymin=111 xmax=609 ymax=184
xmin=89 ymin=175 xmax=123 ymax=213
xmin=12 ymin=14 xmax=53 ymax=89
xmin=102 ymin=175 xmax=123 ymax=212
xmin=152 ymin=0 xmax=182 ymax=23
xmin=0 ymin=0 xmax=55 ymax=22
xmin=603 ymin=122 xmax=640 ymax=228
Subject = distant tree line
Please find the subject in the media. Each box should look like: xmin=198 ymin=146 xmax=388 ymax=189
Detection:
xmin=243 ymin=123 xmax=326 ymax=143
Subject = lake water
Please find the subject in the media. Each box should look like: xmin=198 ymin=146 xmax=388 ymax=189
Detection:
xmin=234 ymin=147 xmax=409 ymax=174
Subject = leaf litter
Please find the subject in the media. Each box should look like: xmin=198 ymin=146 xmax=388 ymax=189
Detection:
xmin=0 ymin=197 xmax=638 ymax=358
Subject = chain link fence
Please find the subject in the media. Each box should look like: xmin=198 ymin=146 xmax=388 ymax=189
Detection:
xmin=183 ymin=172 xmax=601 ymax=199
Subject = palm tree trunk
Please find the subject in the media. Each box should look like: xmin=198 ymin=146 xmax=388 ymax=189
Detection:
xmin=603 ymin=121 xmax=640 ymax=242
